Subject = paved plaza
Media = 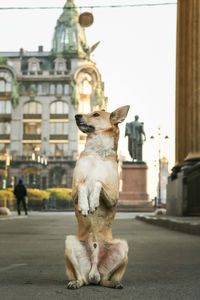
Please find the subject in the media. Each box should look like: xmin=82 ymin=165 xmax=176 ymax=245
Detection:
xmin=0 ymin=212 xmax=200 ymax=300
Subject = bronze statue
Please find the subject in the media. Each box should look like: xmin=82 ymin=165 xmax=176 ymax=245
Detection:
xmin=125 ymin=115 xmax=146 ymax=162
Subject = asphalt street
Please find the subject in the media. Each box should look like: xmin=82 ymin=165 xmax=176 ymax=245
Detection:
xmin=0 ymin=213 xmax=200 ymax=300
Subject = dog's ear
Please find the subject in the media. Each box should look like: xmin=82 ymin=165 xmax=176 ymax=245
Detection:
xmin=110 ymin=105 xmax=130 ymax=124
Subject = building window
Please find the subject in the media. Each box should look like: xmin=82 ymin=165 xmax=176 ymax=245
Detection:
xmin=23 ymin=143 xmax=41 ymax=156
xmin=0 ymin=143 xmax=10 ymax=154
xmin=30 ymin=84 xmax=37 ymax=93
xmin=38 ymin=83 xmax=48 ymax=95
xmin=50 ymin=122 xmax=68 ymax=135
xmin=0 ymin=122 xmax=10 ymax=134
xmin=23 ymin=101 xmax=42 ymax=114
xmin=50 ymin=101 xmax=68 ymax=114
xmin=79 ymin=100 xmax=91 ymax=114
xmin=43 ymin=83 xmax=49 ymax=95
xmin=50 ymin=143 xmax=68 ymax=156
xmin=0 ymin=80 xmax=6 ymax=92
xmin=57 ymin=84 xmax=63 ymax=94
xmin=73 ymin=32 xmax=76 ymax=43
xmin=65 ymin=28 xmax=69 ymax=44
xmin=20 ymin=84 xmax=29 ymax=95
xmin=50 ymin=84 xmax=55 ymax=95
xmin=23 ymin=167 xmax=40 ymax=187
xmin=0 ymin=70 xmax=12 ymax=92
xmin=78 ymin=72 xmax=92 ymax=114
xmin=31 ymin=62 xmax=37 ymax=72
xmin=80 ymin=73 xmax=92 ymax=95
xmin=38 ymin=84 xmax=43 ymax=95
xmin=49 ymin=168 xmax=67 ymax=187
xmin=28 ymin=58 xmax=40 ymax=72
xmin=64 ymin=84 xmax=69 ymax=94
xmin=23 ymin=122 xmax=41 ymax=135
xmin=0 ymin=100 xmax=11 ymax=114
xmin=58 ymin=63 xmax=64 ymax=71
xmin=54 ymin=57 xmax=66 ymax=71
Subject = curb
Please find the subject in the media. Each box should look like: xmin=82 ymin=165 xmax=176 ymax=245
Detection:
xmin=136 ymin=215 xmax=200 ymax=236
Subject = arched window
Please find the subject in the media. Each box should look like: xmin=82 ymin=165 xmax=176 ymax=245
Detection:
xmin=78 ymin=72 xmax=92 ymax=113
xmin=50 ymin=101 xmax=69 ymax=114
xmin=49 ymin=167 xmax=67 ymax=187
xmin=22 ymin=167 xmax=40 ymax=188
xmin=79 ymin=73 xmax=92 ymax=95
xmin=0 ymin=70 xmax=12 ymax=92
xmin=23 ymin=101 xmax=42 ymax=114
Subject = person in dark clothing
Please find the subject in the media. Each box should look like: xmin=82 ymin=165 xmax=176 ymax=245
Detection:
xmin=14 ymin=178 xmax=28 ymax=215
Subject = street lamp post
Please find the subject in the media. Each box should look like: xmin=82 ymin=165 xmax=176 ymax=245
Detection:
xmin=31 ymin=147 xmax=47 ymax=188
xmin=3 ymin=152 xmax=11 ymax=189
xmin=151 ymin=125 xmax=169 ymax=206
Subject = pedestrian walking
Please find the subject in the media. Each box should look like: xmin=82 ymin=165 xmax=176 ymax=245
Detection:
xmin=14 ymin=178 xmax=28 ymax=215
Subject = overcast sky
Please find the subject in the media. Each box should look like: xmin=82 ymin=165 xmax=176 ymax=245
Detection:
xmin=0 ymin=0 xmax=177 ymax=198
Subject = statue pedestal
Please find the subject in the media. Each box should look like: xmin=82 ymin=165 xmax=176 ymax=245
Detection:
xmin=119 ymin=162 xmax=152 ymax=211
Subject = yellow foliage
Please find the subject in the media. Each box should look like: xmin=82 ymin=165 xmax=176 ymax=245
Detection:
xmin=46 ymin=188 xmax=72 ymax=200
xmin=27 ymin=189 xmax=50 ymax=201
xmin=0 ymin=189 xmax=14 ymax=200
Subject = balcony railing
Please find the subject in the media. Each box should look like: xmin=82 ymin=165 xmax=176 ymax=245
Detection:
xmin=23 ymin=134 xmax=41 ymax=140
xmin=23 ymin=114 xmax=42 ymax=119
xmin=13 ymin=155 xmax=73 ymax=161
xmin=49 ymin=134 xmax=68 ymax=140
xmin=0 ymin=114 xmax=11 ymax=121
xmin=50 ymin=114 xmax=68 ymax=119
xmin=0 ymin=134 xmax=10 ymax=140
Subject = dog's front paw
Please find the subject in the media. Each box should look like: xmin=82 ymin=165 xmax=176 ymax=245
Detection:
xmin=78 ymin=202 xmax=89 ymax=216
xmin=89 ymin=196 xmax=99 ymax=213
xmin=67 ymin=280 xmax=83 ymax=289
xmin=89 ymin=182 xmax=101 ymax=213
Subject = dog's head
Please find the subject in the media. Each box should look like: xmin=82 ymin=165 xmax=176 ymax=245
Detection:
xmin=75 ymin=105 xmax=130 ymax=134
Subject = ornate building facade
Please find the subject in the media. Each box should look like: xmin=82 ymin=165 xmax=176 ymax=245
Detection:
xmin=0 ymin=0 xmax=107 ymax=189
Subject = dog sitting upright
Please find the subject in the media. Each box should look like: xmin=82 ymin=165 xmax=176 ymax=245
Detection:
xmin=65 ymin=105 xmax=130 ymax=289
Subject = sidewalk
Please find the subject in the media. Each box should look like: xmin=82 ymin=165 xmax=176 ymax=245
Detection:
xmin=136 ymin=215 xmax=200 ymax=236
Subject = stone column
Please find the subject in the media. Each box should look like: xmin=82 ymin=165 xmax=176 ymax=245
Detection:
xmin=176 ymin=0 xmax=200 ymax=166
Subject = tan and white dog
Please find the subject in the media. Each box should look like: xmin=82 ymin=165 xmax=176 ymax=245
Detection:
xmin=65 ymin=105 xmax=130 ymax=289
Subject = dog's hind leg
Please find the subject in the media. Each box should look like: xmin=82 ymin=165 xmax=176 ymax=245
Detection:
xmin=100 ymin=256 xmax=128 ymax=289
xmin=65 ymin=235 xmax=91 ymax=289
xmin=99 ymin=239 xmax=128 ymax=289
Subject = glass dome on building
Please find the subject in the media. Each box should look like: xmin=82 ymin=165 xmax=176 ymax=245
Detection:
xmin=52 ymin=0 xmax=89 ymax=58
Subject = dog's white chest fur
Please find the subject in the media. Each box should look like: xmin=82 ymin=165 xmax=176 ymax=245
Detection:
xmin=85 ymin=134 xmax=115 ymax=158
xmin=73 ymin=133 xmax=118 ymax=215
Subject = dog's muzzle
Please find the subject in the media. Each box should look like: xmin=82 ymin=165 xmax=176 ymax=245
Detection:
xmin=75 ymin=114 xmax=95 ymax=133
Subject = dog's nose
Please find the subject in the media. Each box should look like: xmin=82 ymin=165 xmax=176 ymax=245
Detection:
xmin=75 ymin=114 xmax=82 ymax=120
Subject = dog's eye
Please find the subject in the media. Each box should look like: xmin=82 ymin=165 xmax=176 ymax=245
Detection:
xmin=92 ymin=113 xmax=100 ymax=117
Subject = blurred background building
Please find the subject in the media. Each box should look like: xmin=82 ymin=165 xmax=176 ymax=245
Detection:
xmin=0 ymin=0 xmax=107 ymax=189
